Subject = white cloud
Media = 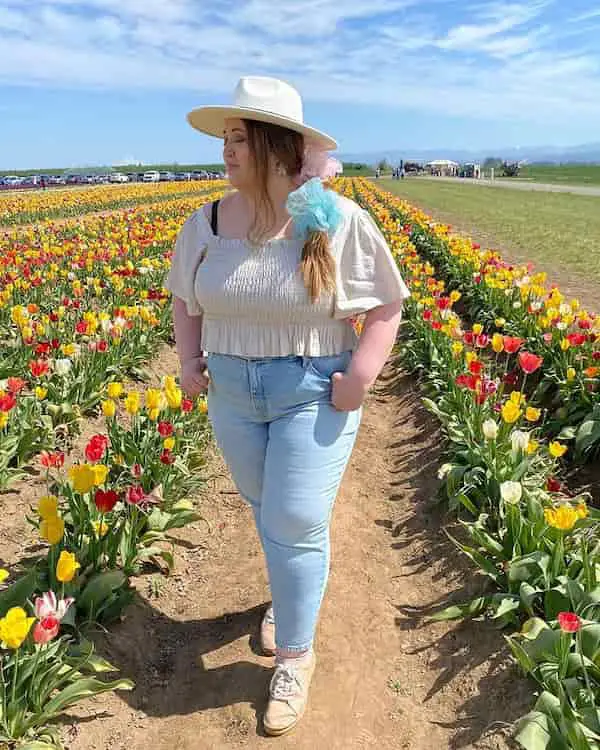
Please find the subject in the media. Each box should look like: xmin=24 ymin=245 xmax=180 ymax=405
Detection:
xmin=0 ymin=0 xmax=599 ymax=131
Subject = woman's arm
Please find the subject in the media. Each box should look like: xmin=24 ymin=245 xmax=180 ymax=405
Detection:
xmin=172 ymin=296 xmax=208 ymax=395
xmin=331 ymin=299 xmax=403 ymax=411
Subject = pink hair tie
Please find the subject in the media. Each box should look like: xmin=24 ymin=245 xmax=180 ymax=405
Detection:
xmin=294 ymin=144 xmax=342 ymax=187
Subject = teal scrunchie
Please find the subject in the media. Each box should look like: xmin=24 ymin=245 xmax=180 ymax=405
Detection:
xmin=285 ymin=177 xmax=344 ymax=238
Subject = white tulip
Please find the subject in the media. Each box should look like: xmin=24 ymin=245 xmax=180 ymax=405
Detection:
xmin=482 ymin=419 xmax=498 ymax=440
xmin=438 ymin=463 xmax=453 ymax=480
xmin=500 ymin=481 xmax=522 ymax=505
xmin=511 ymin=430 xmax=529 ymax=452
xmin=54 ymin=358 xmax=72 ymax=376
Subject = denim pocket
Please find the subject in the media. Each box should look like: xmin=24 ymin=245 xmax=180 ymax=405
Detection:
xmin=305 ymin=351 xmax=352 ymax=381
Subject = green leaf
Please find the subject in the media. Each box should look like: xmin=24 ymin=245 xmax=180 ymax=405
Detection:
xmin=76 ymin=570 xmax=128 ymax=617
xmin=427 ymin=597 xmax=489 ymax=622
xmin=41 ymin=677 xmax=134 ymax=718
xmin=492 ymin=597 xmax=521 ymax=620
xmin=18 ymin=742 xmax=60 ymax=750
xmin=544 ymin=588 xmax=570 ymax=621
xmin=514 ymin=710 xmax=559 ymax=750
xmin=520 ymin=582 xmax=540 ymax=617
xmin=0 ymin=569 xmax=41 ymax=617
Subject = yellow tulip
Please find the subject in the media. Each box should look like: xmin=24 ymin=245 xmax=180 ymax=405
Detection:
xmin=92 ymin=464 xmax=109 ymax=486
xmin=549 ymin=442 xmax=568 ymax=458
xmin=124 ymin=392 xmax=141 ymax=415
xmin=38 ymin=495 xmax=59 ymax=519
xmin=107 ymin=382 xmax=123 ymax=399
xmin=510 ymin=391 xmax=525 ymax=405
xmin=501 ymin=401 xmax=522 ymax=424
xmin=68 ymin=464 xmax=97 ymax=494
xmin=0 ymin=607 xmax=35 ymax=649
xmin=560 ymin=339 xmax=570 ymax=352
xmin=35 ymin=386 xmax=48 ymax=400
xmin=56 ymin=550 xmax=80 ymax=582
xmin=544 ymin=505 xmax=578 ymax=532
xmin=145 ymin=388 xmax=165 ymax=411
xmin=165 ymin=387 xmax=182 ymax=410
xmin=491 ymin=333 xmax=504 ymax=353
xmin=102 ymin=399 xmax=116 ymax=418
xmin=526 ymin=440 xmax=539 ymax=454
xmin=93 ymin=520 xmax=109 ymax=538
xmin=525 ymin=407 xmax=541 ymax=422
xmin=0 ymin=413 xmax=8 ymax=429
xmin=472 ymin=323 xmax=483 ymax=335
xmin=40 ymin=514 xmax=65 ymax=545
xmin=576 ymin=502 xmax=588 ymax=519
xmin=451 ymin=342 xmax=464 ymax=357
xmin=495 ymin=318 xmax=506 ymax=328
xmin=566 ymin=367 xmax=576 ymax=382
xmin=0 ymin=569 xmax=8 ymax=583
xmin=163 ymin=437 xmax=175 ymax=450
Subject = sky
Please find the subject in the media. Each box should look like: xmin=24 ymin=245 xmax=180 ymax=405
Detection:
xmin=1 ymin=0 xmax=599 ymax=169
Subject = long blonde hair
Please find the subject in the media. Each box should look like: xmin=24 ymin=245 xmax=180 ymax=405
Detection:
xmin=245 ymin=119 xmax=336 ymax=303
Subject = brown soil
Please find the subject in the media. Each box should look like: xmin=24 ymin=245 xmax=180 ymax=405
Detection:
xmin=0 ymin=347 xmax=535 ymax=750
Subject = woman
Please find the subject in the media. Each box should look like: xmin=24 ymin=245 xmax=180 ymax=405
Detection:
xmin=165 ymin=76 xmax=410 ymax=737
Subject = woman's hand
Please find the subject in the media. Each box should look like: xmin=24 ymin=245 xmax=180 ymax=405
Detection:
xmin=181 ymin=356 xmax=209 ymax=397
xmin=330 ymin=371 xmax=368 ymax=411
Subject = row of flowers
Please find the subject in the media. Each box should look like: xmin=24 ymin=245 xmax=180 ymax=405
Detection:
xmin=343 ymin=177 xmax=600 ymax=750
xmin=0 ymin=179 xmax=225 ymax=225
xmin=367 ymin=183 xmax=600 ymax=463
xmin=0 ymin=189 xmax=224 ymax=489
xmin=0 ymin=375 xmax=211 ymax=747
xmin=0 ymin=197 xmax=217 ymax=746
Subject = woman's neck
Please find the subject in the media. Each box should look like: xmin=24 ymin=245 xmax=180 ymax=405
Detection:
xmin=239 ymin=174 xmax=296 ymax=227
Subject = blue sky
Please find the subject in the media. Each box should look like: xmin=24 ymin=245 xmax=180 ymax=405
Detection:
xmin=1 ymin=0 xmax=599 ymax=169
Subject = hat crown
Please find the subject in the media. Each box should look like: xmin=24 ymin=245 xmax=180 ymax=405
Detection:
xmin=232 ymin=76 xmax=304 ymax=125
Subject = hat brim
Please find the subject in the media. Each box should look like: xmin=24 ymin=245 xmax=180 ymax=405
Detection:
xmin=186 ymin=105 xmax=338 ymax=151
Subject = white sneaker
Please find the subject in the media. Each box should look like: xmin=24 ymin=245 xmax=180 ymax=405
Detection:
xmin=263 ymin=652 xmax=316 ymax=736
xmin=260 ymin=605 xmax=276 ymax=656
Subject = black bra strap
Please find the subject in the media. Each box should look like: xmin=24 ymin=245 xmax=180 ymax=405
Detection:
xmin=210 ymin=199 xmax=220 ymax=236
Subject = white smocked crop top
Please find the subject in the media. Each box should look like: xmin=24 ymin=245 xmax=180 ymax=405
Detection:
xmin=164 ymin=194 xmax=410 ymax=357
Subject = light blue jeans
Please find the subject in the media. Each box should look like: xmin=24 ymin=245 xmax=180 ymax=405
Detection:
xmin=206 ymin=350 xmax=362 ymax=653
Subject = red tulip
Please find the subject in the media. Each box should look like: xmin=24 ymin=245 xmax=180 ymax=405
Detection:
xmin=157 ymin=421 xmax=173 ymax=437
xmin=94 ymin=489 xmax=119 ymax=513
xmin=557 ymin=612 xmax=581 ymax=633
xmin=546 ymin=477 xmax=562 ymax=493
xmin=475 ymin=334 xmax=489 ymax=348
xmin=503 ymin=337 xmax=524 ymax=354
xmin=566 ymin=333 xmax=587 ymax=347
xmin=518 ymin=351 xmax=543 ymax=374
xmin=85 ymin=434 xmax=109 ymax=462
xmin=33 ymin=615 xmax=60 ymax=644
xmin=40 ymin=451 xmax=65 ymax=469
xmin=469 ymin=360 xmax=484 ymax=376
xmin=160 ymin=449 xmax=175 ymax=465
xmin=126 ymin=485 xmax=145 ymax=505
xmin=182 ymin=398 xmax=194 ymax=412
xmin=6 ymin=377 xmax=25 ymax=394
xmin=0 ymin=393 xmax=16 ymax=412
xmin=29 ymin=359 xmax=50 ymax=378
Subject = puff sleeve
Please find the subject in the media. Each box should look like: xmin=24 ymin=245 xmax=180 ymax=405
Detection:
xmin=164 ymin=210 xmax=206 ymax=316
xmin=333 ymin=208 xmax=410 ymax=319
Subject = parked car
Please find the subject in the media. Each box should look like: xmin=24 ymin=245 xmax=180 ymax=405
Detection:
xmin=158 ymin=171 xmax=175 ymax=182
xmin=109 ymin=172 xmax=129 ymax=183
xmin=142 ymin=171 xmax=160 ymax=182
xmin=3 ymin=175 xmax=23 ymax=186
xmin=174 ymin=172 xmax=190 ymax=181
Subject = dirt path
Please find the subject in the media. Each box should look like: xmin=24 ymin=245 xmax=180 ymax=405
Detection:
xmin=35 ymin=353 xmax=528 ymax=750
xmin=415 ymin=175 xmax=600 ymax=197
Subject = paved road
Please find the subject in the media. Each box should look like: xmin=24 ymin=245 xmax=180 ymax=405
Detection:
xmin=413 ymin=175 xmax=600 ymax=197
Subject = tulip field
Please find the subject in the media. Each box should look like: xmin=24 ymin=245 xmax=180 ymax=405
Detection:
xmin=0 ymin=178 xmax=598 ymax=748
xmin=341 ymin=178 xmax=600 ymax=750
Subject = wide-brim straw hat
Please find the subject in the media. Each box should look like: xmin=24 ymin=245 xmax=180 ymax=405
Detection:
xmin=186 ymin=76 xmax=338 ymax=151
